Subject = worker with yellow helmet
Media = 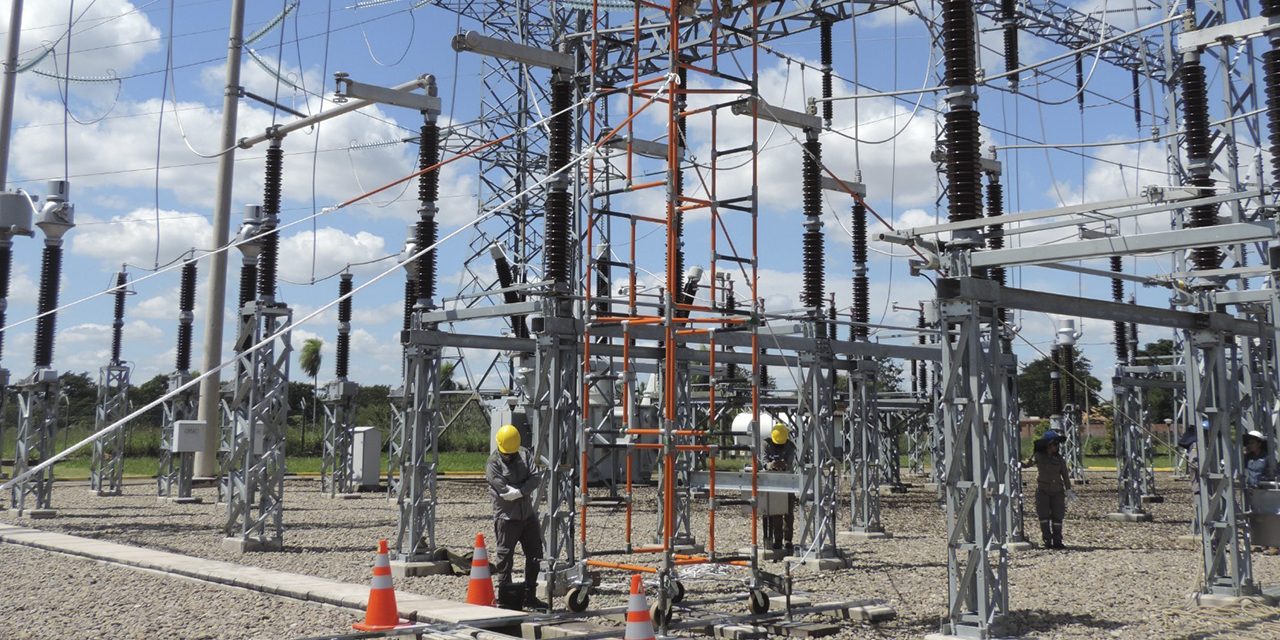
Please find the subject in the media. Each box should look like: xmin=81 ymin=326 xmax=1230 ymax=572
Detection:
xmin=763 ymin=422 xmax=797 ymax=552
xmin=485 ymin=425 xmax=547 ymax=610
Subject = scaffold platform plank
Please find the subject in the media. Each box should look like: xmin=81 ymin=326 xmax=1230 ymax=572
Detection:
xmin=0 ymin=524 xmax=527 ymax=629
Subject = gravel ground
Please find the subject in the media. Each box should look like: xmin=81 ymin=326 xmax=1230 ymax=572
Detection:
xmin=3 ymin=471 xmax=1280 ymax=639
xmin=0 ymin=544 xmax=356 ymax=640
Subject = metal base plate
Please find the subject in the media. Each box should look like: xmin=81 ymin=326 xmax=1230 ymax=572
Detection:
xmin=9 ymin=508 xmax=57 ymax=519
xmin=390 ymin=560 xmax=454 ymax=578
xmin=221 ymin=536 xmax=283 ymax=553
xmin=782 ymin=555 xmax=849 ymax=570
xmin=838 ymin=530 xmax=891 ymax=542
xmin=1107 ymin=512 xmax=1153 ymax=523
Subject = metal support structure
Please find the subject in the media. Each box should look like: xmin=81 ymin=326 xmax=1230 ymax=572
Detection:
xmin=392 ymin=102 xmax=450 ymax=571
xmin=845 ymin=360 xmax=883 ymax=536
xmin=394 ymin=339 xmax=442 ymax=562
xmin=222 ymin=138 xmax=290 ymax=552
xmin=321 ymin=380 xmax=358 ymax=497
xmin=158 ymin=371 xmax=199 ymax=500
xmin=321 ymin=274 xmax=358 ymax=498
xmin=89 ymin=366 xmax=129 ymax=497
xmin=222 ymin=301 xmax=291 ymax=551
xmin=11 ymin=181 xmax=73 ymax=517
xmin=1000 ymin=352 xmax=1027 ymax=548
xmin=9 ymin=371 xmax=59 ymax=516
xmin=1112 ymin=369 xmax=1151 ymax=520
xmin=529 ymin=323 xmax=582 ymax=594
xmin=159 ymin=259 xmax=200 ymax=501
xmin=90 ymin=271 xmax=130 ymax=497
xmin=793 ymin=339 xmax=841 ymax=560
xmin=937 ymin=293 xmax=1010 ymax=638
xmin=1187 ymin=325 xmax=1256 ymax=599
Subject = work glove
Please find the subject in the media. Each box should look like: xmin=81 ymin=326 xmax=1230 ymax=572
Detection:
xmin=501 ymin=486 xmax=523 ymax=501
xmin=1065 ymin=489 xmax=1078 ymax=503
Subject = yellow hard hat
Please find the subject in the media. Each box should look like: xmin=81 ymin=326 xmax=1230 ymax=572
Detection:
xmin=771 ymin=423 xmax=788 ymax=445
xmin=497 ymin=425 xmax=520 ymax=454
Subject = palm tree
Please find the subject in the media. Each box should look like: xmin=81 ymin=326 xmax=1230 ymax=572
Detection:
xmin=300 ymin=338 xmax=324 ymax=450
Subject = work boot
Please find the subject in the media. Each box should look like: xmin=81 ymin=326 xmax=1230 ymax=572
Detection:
xmin=524 ymin=585 xmax=549 ymax=612
xmin=1050 ymin=523 xmax=1065 ymax=549
xmin=1040 ymin=521 xmax=1052 ymax=548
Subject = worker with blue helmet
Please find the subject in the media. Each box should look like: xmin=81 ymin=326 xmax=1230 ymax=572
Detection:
xmin=1024 ymin=429 xmax=1071 ymax=549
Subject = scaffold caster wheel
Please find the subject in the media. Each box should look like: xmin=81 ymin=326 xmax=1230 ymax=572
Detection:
xmin=748 ymin=588 xmax=769 ymax=615
xmin=567 ymin=586 xmax=590 ymax=613
xmin=650 ymin=601 xmax=672 ymax=626
xmin=671 ymin=580 xmax=685 ymax=604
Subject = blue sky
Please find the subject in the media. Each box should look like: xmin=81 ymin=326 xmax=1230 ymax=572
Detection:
xmin=0 ymin=0 xmax=1247 ymax=406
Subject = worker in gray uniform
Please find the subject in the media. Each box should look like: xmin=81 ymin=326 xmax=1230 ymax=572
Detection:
xmin=763 ymin=423 xmax=797 ymax=552
xmin=485 ymin=425 xmax=548 ymax=610
xmin=1024 ymin=430 xmax=1072 ymax=549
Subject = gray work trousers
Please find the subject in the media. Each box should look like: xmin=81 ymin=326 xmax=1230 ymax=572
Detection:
xmin=1035 ymin=490 xmax=1066 ymax=526
xmin=493 ymin=516 xmax=543 ymax=587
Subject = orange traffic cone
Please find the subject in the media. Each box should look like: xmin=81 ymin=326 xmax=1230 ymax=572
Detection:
xmin=625 ymin=574 xmax=656 ymax=640
xmin=466 ymin=533 xmax=496 ymax=606
xmin=354 ymin=539 xmax=410 ymax=631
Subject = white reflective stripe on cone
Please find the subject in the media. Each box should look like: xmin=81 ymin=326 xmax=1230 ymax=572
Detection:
xmin=371 ymin=574 xmax=394 ymax=590
xmin=471 ymin=562 xmax=490 ymax=579
xmin=628 ymin=593 xmax=647 ymax=610
xmin=474 ymin=546 xmax=488 ymax=561
xmin=625 ymin=620 xmax=655 ymax=640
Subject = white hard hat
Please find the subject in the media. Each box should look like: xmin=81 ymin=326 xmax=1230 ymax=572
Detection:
xmin=1246 ymin=430 xmax=1266 ymax=441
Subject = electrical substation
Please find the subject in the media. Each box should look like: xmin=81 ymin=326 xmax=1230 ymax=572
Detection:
xmin=2 ymin=0 xmax=1280 ymax=639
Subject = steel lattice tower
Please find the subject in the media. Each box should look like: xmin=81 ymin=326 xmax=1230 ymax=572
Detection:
xmin=89 ymin=270 xmax=131 ymax=497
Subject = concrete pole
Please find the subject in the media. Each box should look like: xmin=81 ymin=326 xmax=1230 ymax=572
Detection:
xmin=0 ymin=0 xmax=26 ymax=188
xmin=193 ymin=0 xmax=247 ymax=476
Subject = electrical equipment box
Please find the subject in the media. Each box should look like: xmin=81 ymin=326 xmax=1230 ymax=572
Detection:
xmin=352 ymin=427 xmax=382 ymax=489
xmin=490 ymin=400 xmax=532 ymax=455
xmin=0 ymin=192 xmax=34 ymax=235
xmin=323 ymin=380 xmax=358 ymax=401
xmin=171 ymin=420 xmax=208 ymax=453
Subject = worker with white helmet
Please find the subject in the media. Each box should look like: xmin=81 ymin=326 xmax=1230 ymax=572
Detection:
xmin=1243 ymin=429 xmax=1271 ymax=488
xmin=762 ymin=422 xmax=796 ymax=552
xmin=485 ymin=425 xmax=547 ymax=609
xmin=1243 ymin=429 xmax=1279 ymax=555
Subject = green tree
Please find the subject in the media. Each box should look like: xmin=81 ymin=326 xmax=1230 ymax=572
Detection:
xmin=872 ymin=357 xmax=904 ymax=393
xmin=1016 ymin=353 xmax=1102 ymax=419
xmin=131 ymin=373 xmax=171 ymax=430
xmin=299 ymin=338 xmax=324 ymax=449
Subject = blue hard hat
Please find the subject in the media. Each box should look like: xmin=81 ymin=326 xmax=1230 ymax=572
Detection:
xmin=1178 ymin=427 xmax=1197 ymax=448
xmin=1041 ymin=430 xmax=1061 ymax=443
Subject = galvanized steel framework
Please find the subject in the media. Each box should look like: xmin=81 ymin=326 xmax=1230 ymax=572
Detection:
xmin=398 ymin=0 xmax=1280 ymax=631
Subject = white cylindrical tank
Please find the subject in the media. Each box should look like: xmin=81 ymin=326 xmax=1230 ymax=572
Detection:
xmin=730 ymin=412 xmax=795 ymax=447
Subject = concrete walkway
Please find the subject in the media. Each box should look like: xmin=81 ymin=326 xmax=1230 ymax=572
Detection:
xmin=0 ymin=523 xmax=526 ymax=629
